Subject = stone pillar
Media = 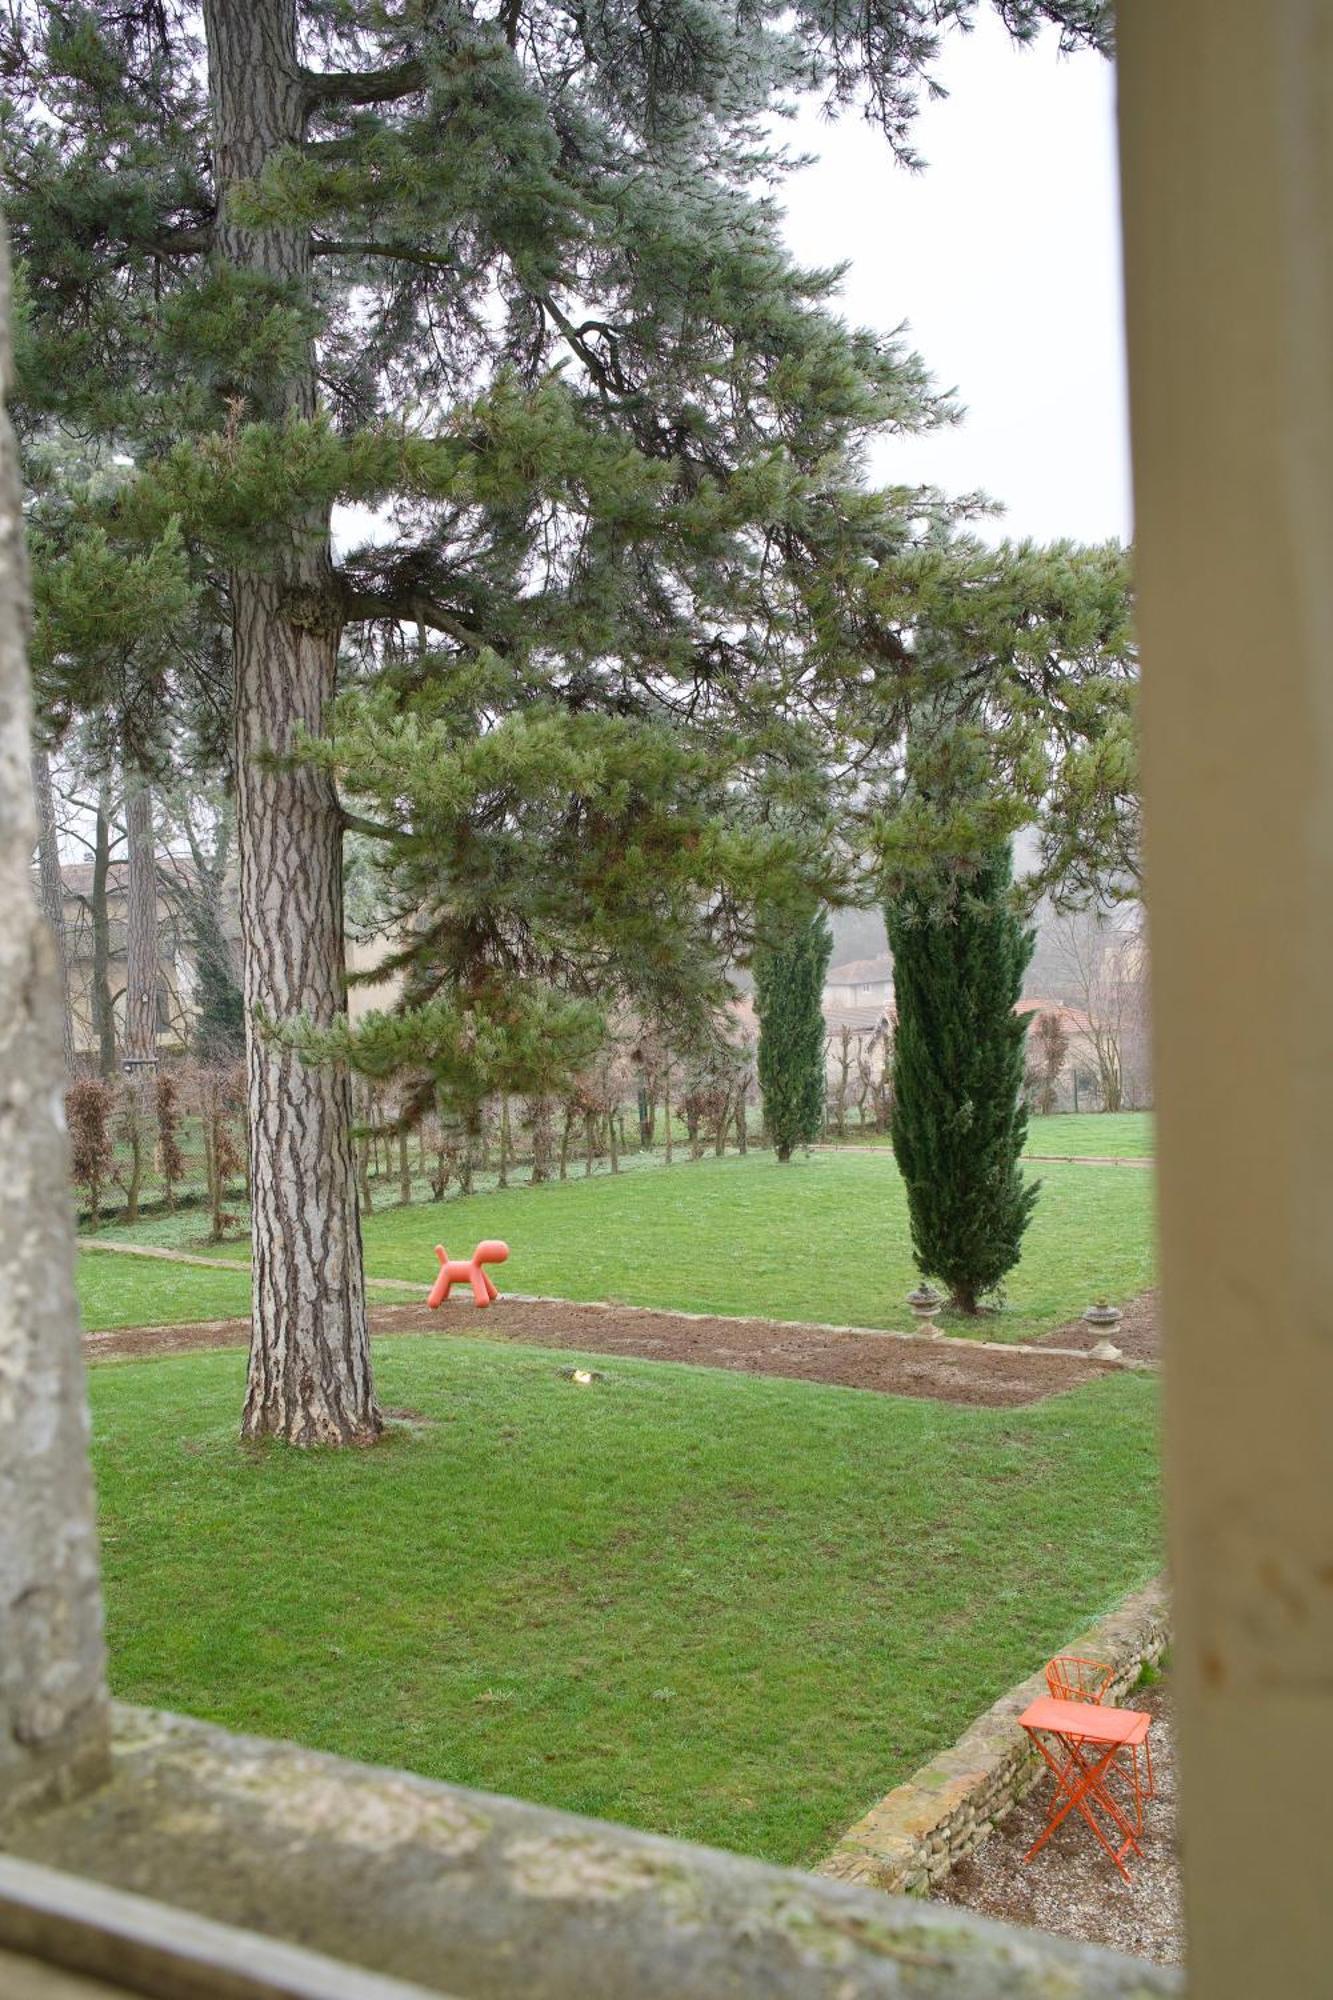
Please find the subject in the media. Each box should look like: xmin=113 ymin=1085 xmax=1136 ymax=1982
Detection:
xmin=0 ymin=215 xmax=109 ymax=1816
xmin=1120 ymin=4 xmax=1333 ymax=1992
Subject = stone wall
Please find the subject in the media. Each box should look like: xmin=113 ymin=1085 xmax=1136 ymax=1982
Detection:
xmin=820 ymin=1577 xmax=1170 ymax=1896
xmin=1 ymin=1701 xmax=1182 ymax=1997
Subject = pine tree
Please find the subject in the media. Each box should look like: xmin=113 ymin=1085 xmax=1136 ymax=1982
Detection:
xmin=754 ymin=907 xmax=832 ymax=1162
xmin=886 ymin=842 xmax=1038 ymax=1314
xmin=3 ymin=0 xmax=1110 ymax=1444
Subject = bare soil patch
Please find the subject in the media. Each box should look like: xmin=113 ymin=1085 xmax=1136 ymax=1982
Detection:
xmin=86 ymin=1296 xmax=1129 ymax=1408
xmin=934 ymin=1682 xmax=1182 ymax=1967
xmin=1041 ymin=1289 xmax=1159 ymax=1364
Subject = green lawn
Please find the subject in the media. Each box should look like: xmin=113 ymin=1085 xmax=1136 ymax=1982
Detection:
xmin=1024 ymin=1112 xmax=1154 ymax=1159
xmin=78 ymin=1250 xmax=253 ymax=1330
xmin=90 ymin=1335 xmax=1160 ymax=1867
xmin=832 ymin=1110 xmax=1155 ymax=1160
xmin=76 ymin=1149 xmax=1154 ymax=1342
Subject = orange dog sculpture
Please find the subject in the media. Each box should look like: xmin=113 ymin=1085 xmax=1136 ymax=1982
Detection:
xmin=427 ymin=1240 xmax=509 ymax=1309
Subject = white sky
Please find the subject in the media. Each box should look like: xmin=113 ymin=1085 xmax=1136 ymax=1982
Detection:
xmin=778 ymin=14 xmax=1131 ymax=547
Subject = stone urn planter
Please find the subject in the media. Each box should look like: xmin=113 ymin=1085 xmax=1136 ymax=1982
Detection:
xmin=907 ymin=1283 xmax=945 ymax=1337
xmin=1083 ymin=1300 xmax=1124 ymax=1361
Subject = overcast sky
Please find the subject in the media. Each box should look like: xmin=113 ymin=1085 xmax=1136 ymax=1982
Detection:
xmin=778 ymin=15 xmax=1130 ymax=548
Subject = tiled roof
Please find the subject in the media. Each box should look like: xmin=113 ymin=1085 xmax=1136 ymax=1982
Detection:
xmin=1019 ymin=996 xmax=1096 ymax=1035
xmin=823 ymin=1002 xmax=891 ymax=1036
xmin=826 ymin=954 xmax=893 ymax=986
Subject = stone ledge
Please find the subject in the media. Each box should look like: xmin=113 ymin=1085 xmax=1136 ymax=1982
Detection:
xmin=819 ymin=1576 xmax=1171 ymax=1897
xmin=0 ymin=1703 xmax=1180 ymax=1998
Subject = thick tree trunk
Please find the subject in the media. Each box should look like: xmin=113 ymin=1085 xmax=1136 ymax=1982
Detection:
xmin=122 ymin=769 xmax=158 ymax=1067
xmin=0 ymin=218 xmax=109 ymax=1811
xmin=203 ymin=0 xmax=375 ymax=1445
xmin=30 ymin=741 xmax=74 ymax=1069
xmin=90 ymin=791 xmax=116 ymax=1078
xmin=233 ymin=576 xmax=374 ymax=1444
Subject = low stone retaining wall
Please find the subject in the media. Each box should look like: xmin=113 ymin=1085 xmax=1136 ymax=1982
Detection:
xmin=820 ymin=1576 xmax=1170 ymax=1896
xmin=2 ymin=1703 xmax=1182 ymax=1997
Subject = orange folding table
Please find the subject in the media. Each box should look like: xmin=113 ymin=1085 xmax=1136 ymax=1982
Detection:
xmin=1018 ymin=1693 xmax=1155 ymax=1882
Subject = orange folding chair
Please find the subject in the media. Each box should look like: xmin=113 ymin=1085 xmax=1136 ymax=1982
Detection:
xmin=1045 ymin=1655 xmax=1155 ymax=1820
xmin=1046 ymin=1655 xmax=1115 ymax=1704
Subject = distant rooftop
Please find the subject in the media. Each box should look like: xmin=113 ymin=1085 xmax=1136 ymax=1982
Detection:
xmin=823 ymin=1001 xmax=891 ymax=1036
xmin=826 ymin=954 xmax=893 ymax=987
xmin=58 ymin=855 xmax=201 ymax=898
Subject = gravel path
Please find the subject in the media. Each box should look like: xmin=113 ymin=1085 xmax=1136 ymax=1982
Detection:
xmin=933 ymin=1683 xmax=1183 ymax=1967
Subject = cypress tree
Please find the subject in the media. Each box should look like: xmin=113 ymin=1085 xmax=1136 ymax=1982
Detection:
xmin=886 ymin=844 xmax=1038 ymax=1314
xmin=754 ymin=908 xmax=832 ymax=1163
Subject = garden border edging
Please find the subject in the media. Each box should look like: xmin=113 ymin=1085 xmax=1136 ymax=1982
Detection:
xmin=818 ymin=1575 xmax=1170 ymax=1897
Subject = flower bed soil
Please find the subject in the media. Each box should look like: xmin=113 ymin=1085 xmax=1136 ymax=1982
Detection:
xmin=85 ymin=1296 xmax=1129 ymax=1408
xmin=1041 ymin=1290 xmax=1159 ymax=1364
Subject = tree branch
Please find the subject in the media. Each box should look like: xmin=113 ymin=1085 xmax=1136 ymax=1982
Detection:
xmin=301 ymin=58 xmax=427 ymax=110
xmin=312 ymin=236 xmax=450 ymax=272
xmin=145 ymin=226 xmax=213 ymax=258
xmin=341 ymin=809 xmax=397 ymax=842
xmin=335 ymin=580 xmax=500 ymax=656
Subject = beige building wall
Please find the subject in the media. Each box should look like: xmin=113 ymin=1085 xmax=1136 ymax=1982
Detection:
xmin=345 ymin=933 xmax=403 ymax=1025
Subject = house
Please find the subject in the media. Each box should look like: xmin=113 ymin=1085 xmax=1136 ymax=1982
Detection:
xmin=823 ymin=953 xmax=893 ymax=1011
xmin=55 ymin=856 xmax=395 ymax=1063
xmin=55 ymin=856 xmax=237 ymax=1059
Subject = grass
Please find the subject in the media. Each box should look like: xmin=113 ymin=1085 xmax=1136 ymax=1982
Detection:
xmin=1023 ymin=1112 xmax=1154 ymax=1159
xmin=90 ymin=1335 xmax=1161 ymax=1868
xmin=76 ymin=1149 xmax=1155 ymax=1342
xmin=829 ymin=1109 xmax=1155 ymax=1161
xmin=78 ymin=1249 xmax=253 ymax=1330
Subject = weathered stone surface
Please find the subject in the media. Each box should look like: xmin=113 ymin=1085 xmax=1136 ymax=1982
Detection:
xmin=819 ymin=1578 xmax=1169 ymax=1903
xmin=0 ymin=216 xmax=109 ymax=1820
xmin=1 ymin=1705 xmax=1181 ymax=1997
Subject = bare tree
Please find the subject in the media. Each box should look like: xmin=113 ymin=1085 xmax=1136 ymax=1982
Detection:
xmin=30 ymin=740 xmax=74 ymax=1067
xmin=122 ymin=770 xmax=159 ymax=1069
xmin=88 ymin=782 xmax=118 ymax=1076
xmin=1055 ymin=910 xmax=1150 ymax=1113
xmin=67 ymin=1077 xmax=113 ymax=1230
xmin=1028 ymin=1010 xmax=1070 ymax=1116
xmin=827 ymin=1025 xmax=857 ymax=1139
xmin=156 ymin=1069 xmax=185 ymax=1211
xmin=855 ymin=1025 xmax=893 ymax=1133
xmin=194 ymin=1061 xmax=246 ymax=1242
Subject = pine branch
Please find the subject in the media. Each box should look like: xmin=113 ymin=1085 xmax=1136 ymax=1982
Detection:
xmin=312 ymin=237 xmax=451 ymax=272
xmin=301 ymin=59 xmax=427 ymax=110
xmin=340 ymin=808 xmax=396 ymax=841
xmin=335 ymin=580 xmax=501 ymax=655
